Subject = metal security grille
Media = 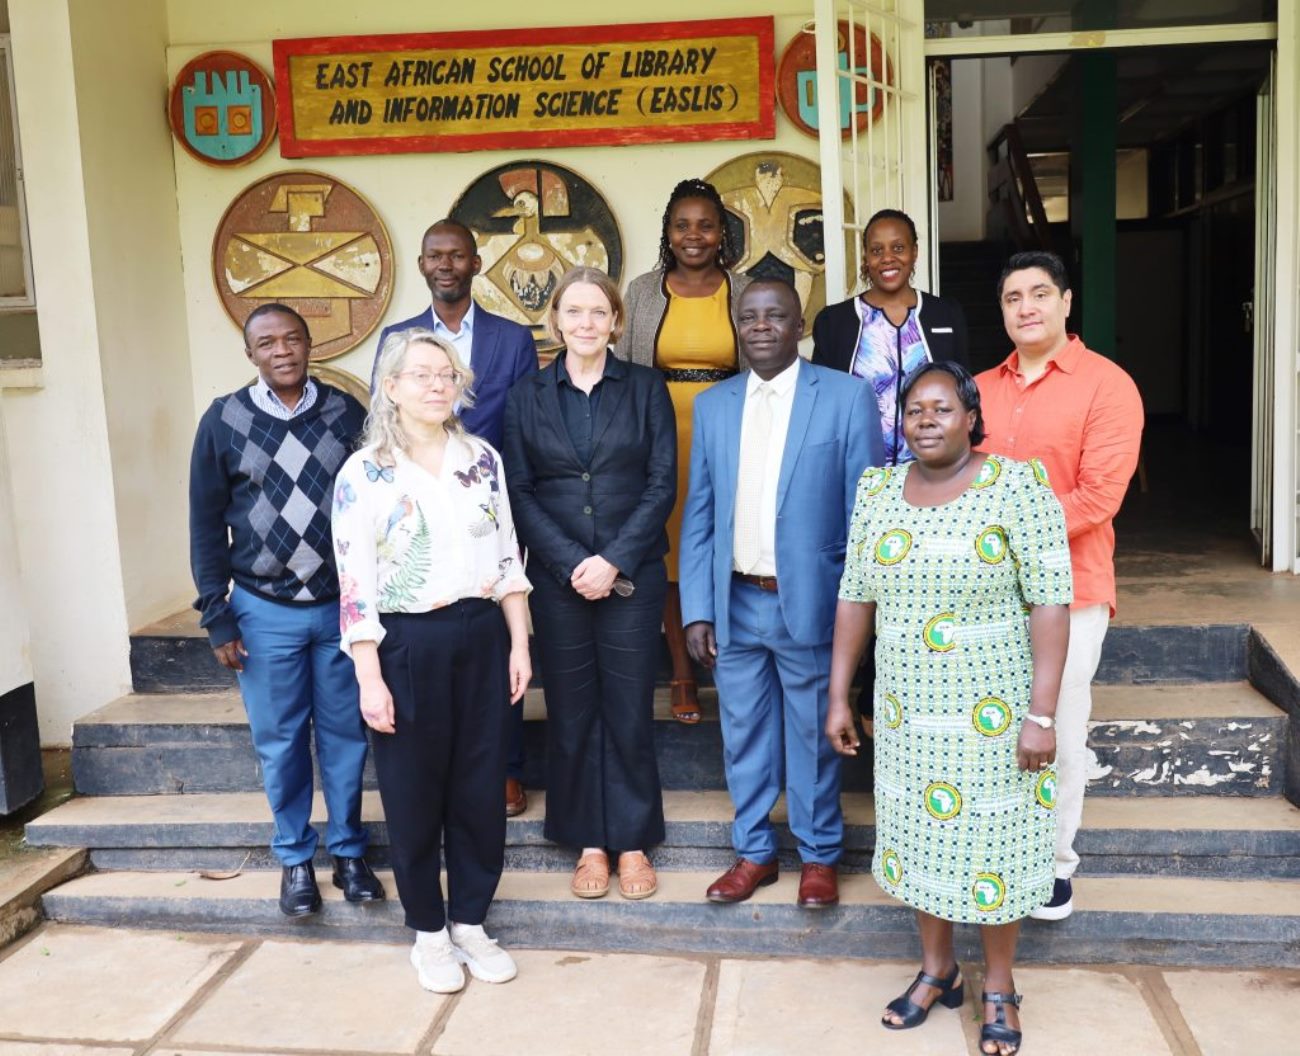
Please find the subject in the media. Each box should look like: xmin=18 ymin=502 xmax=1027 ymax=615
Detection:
xmin=0 ymin=38 xmax=33 ymax=306
xmin=814 ymin=0 xmax=928 ymax=305
xmin=1251 ymin=54 xmax=1277 ymax=566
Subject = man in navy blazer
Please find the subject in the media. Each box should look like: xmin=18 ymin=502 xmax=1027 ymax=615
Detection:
xmin=679 ymin=279 xmax=883 ymax=908
xmin=370 ymin=219 xmax=537 ymax=451
xmin=371 ymin=219 xmax=537 ymax=815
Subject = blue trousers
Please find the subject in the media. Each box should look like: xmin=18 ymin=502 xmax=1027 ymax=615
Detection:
xmin=712 ymin=579 xmax=843 ymax=865
xmin=229 ymin=586 xmax=369 ymax=865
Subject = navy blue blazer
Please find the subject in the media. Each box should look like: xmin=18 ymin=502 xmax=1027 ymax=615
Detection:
xmin=503 ymin=354 xmax=676 ymax=589
xmin=678 ymin=359 xmax=884 ymax=648
xmin=371 ymin=303 xmax=538 ymax=450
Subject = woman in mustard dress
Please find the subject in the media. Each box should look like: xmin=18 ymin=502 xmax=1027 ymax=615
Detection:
xmin=617 ymin=178 xmax=751 ymax=724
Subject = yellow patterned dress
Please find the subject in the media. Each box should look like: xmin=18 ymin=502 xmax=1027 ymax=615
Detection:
xmin=656 ymin=284 xmax=738 ymax=581
xmin=838 ymin=455 xmax=1073 ymax=924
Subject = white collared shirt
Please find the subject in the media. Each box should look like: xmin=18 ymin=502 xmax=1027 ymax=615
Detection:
xmin=733 ymin=356 xmax=801 ymax=576
xmin=431 ymin=300 xmax=476 ymax=370
xmin=248 ymin=376 xmax=318 ymax=420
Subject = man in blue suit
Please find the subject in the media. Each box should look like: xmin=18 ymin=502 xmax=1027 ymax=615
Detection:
xmin=371 ymin=219 xmax=538 ymax=815
xmin=371 ymin=219 xmax=537 ymax=452
xmin=679 ymin=279 xmax=883 ymax=908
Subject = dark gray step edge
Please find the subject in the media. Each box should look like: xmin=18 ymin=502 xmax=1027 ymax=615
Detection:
xmin=129 ymin=623 xmax=1252 ymax=693
xmin=38 ymin=889 xmax=1300 ymax=969
xmin=30 ymin=817 xmax=1300 ymax=880
xmin=68 ymin=714 xmax=1286 ymax=798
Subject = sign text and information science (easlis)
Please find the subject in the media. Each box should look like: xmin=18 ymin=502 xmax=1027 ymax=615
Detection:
xmin=273 ymin=18 xmax=775 ymax=156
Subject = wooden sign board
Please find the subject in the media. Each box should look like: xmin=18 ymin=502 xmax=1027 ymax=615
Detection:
xmin=272 ymin=18 xmax=774 ymax=156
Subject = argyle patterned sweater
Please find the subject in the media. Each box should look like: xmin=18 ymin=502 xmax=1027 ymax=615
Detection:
xmin=189 ymin=384 xmax=367 ymax=647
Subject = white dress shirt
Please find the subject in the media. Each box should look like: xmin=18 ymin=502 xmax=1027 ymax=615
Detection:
xmin=733 ymin=356 xmax=800 ymax=576
xmin=248 ymin=376 xmax=318 ymax=420
xmin=432 ymin=300 xmax=475 ymax=370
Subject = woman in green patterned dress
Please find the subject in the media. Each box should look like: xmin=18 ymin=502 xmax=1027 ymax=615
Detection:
xmin=826 ymin=361 xmax=1071 ymax=1056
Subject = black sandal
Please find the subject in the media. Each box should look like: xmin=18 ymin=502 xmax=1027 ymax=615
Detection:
xmin=980 ymin=990 xmax=1023 ymax=1054
xmin=881 ymin=964 xmax=964 ymax=1030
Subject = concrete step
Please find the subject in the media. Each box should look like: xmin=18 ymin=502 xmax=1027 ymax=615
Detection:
xmin=129 ymin=612 xmax=1249 ymax=692
xmin=68 ymin=682 xmax=1285 ymax=797
xmin=25 ymin=788 xmax=1300 ymax=879
xmin=38 ymin=867 xmax=1300 ymax=968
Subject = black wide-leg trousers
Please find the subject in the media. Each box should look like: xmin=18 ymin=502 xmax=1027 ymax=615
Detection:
xmin=532 ymin=561 xmax=667 ymax=853
xmin=373 ymin=600 xmax=509 ymax=932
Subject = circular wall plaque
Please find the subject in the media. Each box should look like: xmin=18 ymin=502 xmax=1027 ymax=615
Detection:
xmin=775 ymin=22 xmax=893 ymax=140
xmin=706 ymin=151 xmax=853 ymax=336
xmin=449 ymin=161 xmax=623 ymax=350
xmin=170 ymin=51 xmax=277 ymax=166
xmin=213 ymin=171 xmax=394 ymax=361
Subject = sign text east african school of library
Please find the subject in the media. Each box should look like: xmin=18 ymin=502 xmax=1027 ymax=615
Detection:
xmin=273 ymin=18 xmax=774 ymax=156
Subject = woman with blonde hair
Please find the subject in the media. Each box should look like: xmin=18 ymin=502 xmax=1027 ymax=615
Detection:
xmin=504 ymin=266 xmax=676 ymax=901
xmin=333 ymin=328 xmax=532 ymax=994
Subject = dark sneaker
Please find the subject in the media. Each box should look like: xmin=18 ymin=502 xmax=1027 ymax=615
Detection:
xmin=1029 ymin=877 xmax=1073 ymax=921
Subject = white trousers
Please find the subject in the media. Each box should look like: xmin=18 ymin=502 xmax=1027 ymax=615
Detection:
xmin=1053 ymin=604 xmax=1110 ymax=880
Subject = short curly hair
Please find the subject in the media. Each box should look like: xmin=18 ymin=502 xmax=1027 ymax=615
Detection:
xmin=655 ymin=178 xmax=741 ymax=273
xmin=900 ymin=360 xmax=987 ymax=447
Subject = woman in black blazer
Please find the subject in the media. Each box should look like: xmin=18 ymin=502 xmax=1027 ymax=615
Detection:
xmin=503 ymin=266 xmax=676 ymax=902
xmin=812 ymin=208 xmax=969 ymax=466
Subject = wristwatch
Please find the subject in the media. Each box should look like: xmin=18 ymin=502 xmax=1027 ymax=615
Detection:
xmin=1024 ymin=713 xmax=1056 ymax=730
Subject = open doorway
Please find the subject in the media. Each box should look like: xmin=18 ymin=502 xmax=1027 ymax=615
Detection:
xmin=931 ymin=42 xmax=1273 ymax=558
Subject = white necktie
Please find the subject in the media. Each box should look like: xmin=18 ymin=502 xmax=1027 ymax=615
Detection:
xmin=734 ymin=383 xmax=774 ymax=574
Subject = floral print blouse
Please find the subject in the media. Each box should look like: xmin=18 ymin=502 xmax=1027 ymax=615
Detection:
xmin=849 ymin=297 xmax=932 ymax=466
xmin=331 ymin=436 xmax=531 ymax=655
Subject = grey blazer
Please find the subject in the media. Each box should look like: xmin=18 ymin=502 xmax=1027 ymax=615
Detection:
xmin=614 ymin=269 xmax=753 ymax=371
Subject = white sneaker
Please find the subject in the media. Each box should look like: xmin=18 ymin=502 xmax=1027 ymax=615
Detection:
xmin=449 ymin=921 xmax=518 ymax=983
xmin=1029 ymin=878 xmax=1074 ymax=921
xmin=410 ymin=929 xmax=466 ymax=993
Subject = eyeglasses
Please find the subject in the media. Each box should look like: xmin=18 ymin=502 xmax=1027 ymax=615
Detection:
xmin=396 ymin=369 xmax=464 ymax=389
xmin=612 ymin=576 xmax=636 ymax=598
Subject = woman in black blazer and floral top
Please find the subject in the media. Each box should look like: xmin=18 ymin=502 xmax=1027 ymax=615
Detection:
xmin=812 ymin=208 xmax=969 ymax=467
xmin=503 ymin=266 xmax=676 ymax=903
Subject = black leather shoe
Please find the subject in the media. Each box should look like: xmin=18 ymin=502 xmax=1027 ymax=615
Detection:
xmin=279 ymin=861 xmax=321 ymax=917
xmin=332 ymin=856 xmax=385 ymax=903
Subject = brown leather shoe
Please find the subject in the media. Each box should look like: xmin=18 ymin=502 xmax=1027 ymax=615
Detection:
xmin=505 ymin=778 xmax=527 ymax=818
xmin=797 ymin=863 xmax=839 ymax=908
xmin=706 ymin=858 xmax=779 ymax=903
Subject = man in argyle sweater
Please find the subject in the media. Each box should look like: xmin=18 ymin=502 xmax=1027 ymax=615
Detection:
xmin=189 ymin=303 xmax=384 ymax=916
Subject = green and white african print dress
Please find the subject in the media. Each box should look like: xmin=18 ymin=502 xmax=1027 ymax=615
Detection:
xmin=839 ymin=454 xmax=1072 ymax=925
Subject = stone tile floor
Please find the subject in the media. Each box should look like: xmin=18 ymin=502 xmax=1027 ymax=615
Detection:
xmin=0 ymin=924 xmax=1294 ymax=1056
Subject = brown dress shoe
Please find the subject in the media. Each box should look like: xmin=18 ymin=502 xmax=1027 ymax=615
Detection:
xmin=706 ymin=858 xmax=779 ymax=903
xmin=505 ymin=778 xmax=527 ymax=818
xmin=797 ymin=863 xmax=839 ymax=907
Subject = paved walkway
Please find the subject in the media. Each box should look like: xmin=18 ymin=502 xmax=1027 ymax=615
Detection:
xmin=0 ymin=923 xmax=1293 ymax=1055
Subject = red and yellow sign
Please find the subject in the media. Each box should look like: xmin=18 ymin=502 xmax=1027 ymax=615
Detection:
xmin=272 ymin=18 xmax=774 ymax=156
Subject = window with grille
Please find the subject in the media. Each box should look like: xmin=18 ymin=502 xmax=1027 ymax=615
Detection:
xmin=0 ymin=36 xmax=34 ymax=310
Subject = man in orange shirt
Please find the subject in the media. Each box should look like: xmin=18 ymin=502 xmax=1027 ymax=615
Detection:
xmin=976 ymin=251 xmax=1144 ymax=921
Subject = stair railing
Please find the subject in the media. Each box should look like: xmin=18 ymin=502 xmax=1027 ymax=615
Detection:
xmin=987 ymin=122 xmax=1053 ymax=253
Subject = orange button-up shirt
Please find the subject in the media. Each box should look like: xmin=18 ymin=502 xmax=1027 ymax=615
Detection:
xmin=976 ymin=335 xmax=1144 ymax=614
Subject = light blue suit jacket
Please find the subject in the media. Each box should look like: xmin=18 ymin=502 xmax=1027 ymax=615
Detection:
xmin=679 ymin=359 xmax=884 ymax=648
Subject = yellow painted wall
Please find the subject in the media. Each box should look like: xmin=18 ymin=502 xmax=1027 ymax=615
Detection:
xmin=70 ymin=0 xmax=195 ymax=629
xmin=167 ymin=2 xmax=832 ymax=414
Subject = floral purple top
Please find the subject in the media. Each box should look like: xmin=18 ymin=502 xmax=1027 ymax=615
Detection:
xmin=331 ymin=436 xmax=531 ymax=656
xmin=849 ymin=297 xmax=932 ymax=466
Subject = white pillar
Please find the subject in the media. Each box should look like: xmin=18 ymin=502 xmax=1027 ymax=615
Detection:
xmin=2 ymin=0 xmax=133 ymax=742
xmin=1273 ymin=1 xmax=1299 ymax=572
